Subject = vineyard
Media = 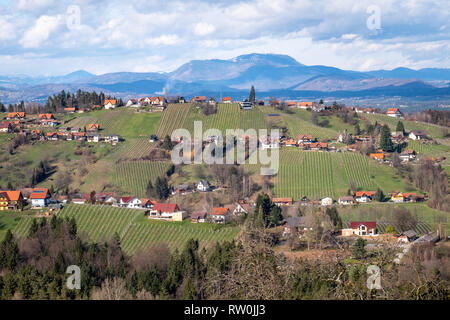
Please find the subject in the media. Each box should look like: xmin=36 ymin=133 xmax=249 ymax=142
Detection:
xmin=120 ymin=138 xmax=157 ymax=160
xmin=239 ymin=106 xmax=268 ymax=132
xmin=273 ymin=150 xmax=394 ymax=199
xmin=156 ymin=104 xmax=191 ymax=138
xmin=112 ymin=161 xmax=172 ymax=197
xmin=12 ymin=204 xmax=240 ymax=255
xmin=121 ymin=218 xmax=240 ymax=254
xmin=407 ymin=140 xmax=450 ymax=159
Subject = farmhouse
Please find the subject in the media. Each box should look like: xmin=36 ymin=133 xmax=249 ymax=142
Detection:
xmin=397 ymin=230 xmax=418 ymax=243
xmin=190 ymin=212 xmax=207 ymax=223
xmin=7 ymin=112 xmax=26 ymax=119
xmin=272 ymin=197 xmax=293 ymax=206
xmin=0 ymin=192 xmax=9 ymax=210
xmin=41 ymin=119 xmax=59 ymax=127
xmin=240 ymin=100 xmax=252 ymax=110
xmin=297 ymin=102 xmax=313 ymax=109
xmin=197 ymin=180 xmax=210 ymax=192
xmin=140 ymin=198 xmax=155 ymax=209
xmin=191 ymin=96 xmax=207 ymax=103
xmin=0 ymin=190 xmax=23 ymax=210
xmin=0 ymin=121 xmax=13 ymax=133
xmin=282 ymin=216 xmax=307 ymax=237
xmin=88 ymin=123 xmax=100 ymax=131
xmin=386 ymin=108 xmax=403 ymax=118
xmin=409 ymin=130 xmax=427 ymax=140
xmin=149 ymin=203 xmax=187 ymax=222
xmin=104 ymin=99 xmax=117 ymax=109
xmin=342 ymin=221 xmax=377 ymax=236
xmin=29 ymin=188 xmax=51 ymax=208
xmin=119 ymin=196 xmax=142 ymax=208
xmin=338 ymin=196 xmax=355 ymax=205
xmin=370 ymin=153 xmax=385 ymax=161
xmin=355 ymin=191 xmax=376 ymax=203
xmin=297 ymin=134 xmax=313 ymax=143
xmin=321 ymin=197 xmax=333 ymax=206
xmin=38 ymin=113 xmax=55 ymax=120
xmin=259 ymin=136 xmax=279 ymax=149
xmin=210 ymin=207 xmax=230 ymax=224
xmin=390 ymin=191 xmax=422 ymax=203
xmin=223 ymin=97 xmax=232 ymax=103
xmin=105 ymin=135 xmax=120 ymax=144
xmin=126 ymin=99 xmax=137 ymax=107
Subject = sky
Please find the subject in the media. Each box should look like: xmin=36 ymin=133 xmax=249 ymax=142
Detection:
xmin=0 ymin=0 xmax=448 ymax=76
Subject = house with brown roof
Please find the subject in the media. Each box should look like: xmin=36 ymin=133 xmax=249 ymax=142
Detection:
xmin=190 ymin=212 xmax=207 ymax=223
xmin=191 ymin=96 xmax=207 ymax=103
xmin=338 ymin=196 xmax=355 ymax=205
xmin=210 ymin=207 xmax=230 ymax=223
xmin=272 ymin=197 xmax=293 ymax=206
xmin=409 ymin=130 xmax=427 ymax=140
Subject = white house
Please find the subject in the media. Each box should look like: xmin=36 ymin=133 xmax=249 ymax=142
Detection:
xmin=87 ymin=134 xmax=100 ymax=143
xmin=104 ymin=99 xmax=117 ymax=109
xmin=210 ymin=207 xmax=230 ymax=224
xmin=105 ymin=135 xmax=120 ymax=144
xmin=260 ymin=136 xmax=279 ymax=149
xmin=197 ymin=180 xmax=210 ymax=192
xmin=355 ymin=191 xmax=376 ymax=203
xmin=386 ymin=108 xmax=403 ymax=118
xmin=338 ymin=196 xmax=354 ymax=205
xmin=120 ymin=196 xmax=142 ymax=208
xmin=409 ymin=130 xmax=427 ymax=140
xmin=321 ymin=197 xmax=333 ymax=206
xmin=342 ymin=222 xmax=377 ymax=236
xmin=29 ymin=188 xmax=51 ymax=208
xmin=149 ymin=203 xmax=187 ymax=222
xmin=126 ymin=99 xmax=137 ymax=107
xmin=232 ymin=203 xmax=250 ymax=215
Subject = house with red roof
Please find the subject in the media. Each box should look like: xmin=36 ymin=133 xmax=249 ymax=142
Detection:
xmin=119 ymin=196 xmax=142 ymax=208
xmin=0 ymin=190 xmax=24 ymax=210
xmin=0 ymin=121 xmax=13 ymax=133
xmin=191 ymin=96 xmax=207 ymax=103
xmin=355 ymin=191 xmax=376 ymax=203
xmin=223 ymin=97 xmax=232 ymax=103
xmin=7 ymin=112 xmax=26 ymax=119
xmin=342 ymin=221 xmax=377 ymax=236
xmin=29 ymin=188 xmax=51 ymax=208
xmin=104 ymin=99 xmax=117 ymax=109
xmin=386 ymin=108 xmax=403 ymax=118
xmin=149 ymin=203 xmax=186 ymax=221
xmin=210 ymin=207 xmax=230 ymax=223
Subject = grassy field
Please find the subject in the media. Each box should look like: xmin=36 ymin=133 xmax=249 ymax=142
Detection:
xmin=112 ymin=161 xmax=172 ymax=197
xmin=52 ymin=204 xmax=240 ymax=254
xmin=281 ymin=110 xmax=339 ymax=140
xmin=65 ymin=108 xmax=161 ymax=139
xmin=273 ymin=149 xmax=411 ymax=200
xmin=362 ymin=113 xmax=446 ymax=138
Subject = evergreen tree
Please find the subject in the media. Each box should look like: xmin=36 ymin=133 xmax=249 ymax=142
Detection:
xmin=352 ymin=238 xmax=367 ymax=259
xmin=28 ymin=219 xmax=39 ymax=238
xmin=182 ymin=277 xmax=198 ymax=300
xmin=396 ymin=121 xmax=405 ymax=133
xmin=374 ymin=188 xmax=385 ymax=202
xmin=268 ymin=206 xmax=283 ymax=226
xmin=249 ymin=86 xmax=255 ymax=104
xmin=155 ymin=176 xmax=170 ymax=200
xmin=354 ymin=122 xmax=361 ymax=135
xmin=380 ymin=125 xmax=394 ymax=152
xmin=161 ymin=135 xmax=174 ymax=151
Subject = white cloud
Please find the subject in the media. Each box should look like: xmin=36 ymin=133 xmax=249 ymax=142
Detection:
xmin=0 ymin=17 xmax=16 ymax=41
xmin=20 ymin=15 xmax=63 ymax=48
xmin=17 ymin=0 xmax=54 ymax=11
xmin=146 ymin=34 xmax=180 ymax=46
xmin=194 ymin=22 xmax=216 ymax=36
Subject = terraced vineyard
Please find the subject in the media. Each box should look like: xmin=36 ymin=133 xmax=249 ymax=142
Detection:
xmin=30 ymin=204 xmax=240 ymax=255
xmin=58 ymin=204 xmax=141 ymax=241
xmin=274 ymin=150 xmax=391 ymax=200
xmin=274 ymin=149 xmax=337 ymax=199
xmin=239 ymin=106 xmax=268 ymax=132
xmin=156 ymin=104 xmax=191 ymax=138
xmin=339 ymin=152 xmax=377 ymax=190
xmin=121 ymin=219 xmax=240 ymax=254
xmin=112 ymin=161 xmax=172 ymax=197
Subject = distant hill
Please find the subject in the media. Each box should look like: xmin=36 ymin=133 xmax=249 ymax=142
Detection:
xmin=0 ymin=53 xmax=449 ymax=104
